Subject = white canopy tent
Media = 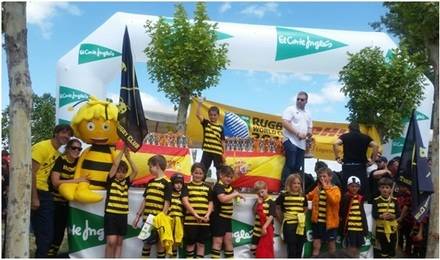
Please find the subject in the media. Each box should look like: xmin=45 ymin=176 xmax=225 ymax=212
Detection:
xmin=56 ymin=12 xmax=434 ymax=159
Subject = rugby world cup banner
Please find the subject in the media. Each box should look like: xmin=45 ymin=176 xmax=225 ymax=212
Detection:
xmin=114 ymin=141 xmax=192 ymax=185
xmin=186 ymin=98 xmax=381 ymax=160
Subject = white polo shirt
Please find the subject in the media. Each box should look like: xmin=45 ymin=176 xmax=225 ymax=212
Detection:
xmin=282 ymin=105 xmax=312 ymax=150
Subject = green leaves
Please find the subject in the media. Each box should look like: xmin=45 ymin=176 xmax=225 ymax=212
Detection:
xmin=339 ymin=47 xmax=425 ymax=141
xmin=2 ymin=93 xmax=56 ymax=148
xmin=144 ymin=3 xmax=229 ymax=131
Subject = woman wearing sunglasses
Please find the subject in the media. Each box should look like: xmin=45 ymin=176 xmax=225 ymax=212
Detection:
xmin=48 ymin=138 xmax=86 ymax=257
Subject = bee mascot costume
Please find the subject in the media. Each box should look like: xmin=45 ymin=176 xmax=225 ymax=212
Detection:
xmin=59 ymin=96 xmax=119 ymax=203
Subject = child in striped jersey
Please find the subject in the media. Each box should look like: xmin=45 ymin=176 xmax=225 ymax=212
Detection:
xmin=133 ymin=154 xmax=172 ymax=258
xmin=104 ymin=146 xmax=138 ymax=258
xmin=307 ymin=167 xmax=341 ymax=257
xmin=169 ymin=174 xmax=185 ymax=258
xmin=182 ymin=163 xmax=213 ymax=258
xmin=339 ymin=176 xmax=368 ymax=257
xmin=196 ymin=99 xmax=225 ymax=179
xmin=211 ymin=166 xmax=245 ymax=258
xmin=251 ymin=181 xmax=276 ymax=257
xmin=275 ymin=174 xmax=308 ymax=258
xmin=372 ymin=177 xmax=400 ymax=258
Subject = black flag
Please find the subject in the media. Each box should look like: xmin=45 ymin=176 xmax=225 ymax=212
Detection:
xmin=397 ymin=110 xmax=433 ymax=223
xmin=117 ymin=26 xmax=148 ymax=152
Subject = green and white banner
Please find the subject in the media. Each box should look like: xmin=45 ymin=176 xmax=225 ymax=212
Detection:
xmin=56 ymin=12 xmax=433 ymax=159
xmin=68 ymin=191 xmax=373 ymax=258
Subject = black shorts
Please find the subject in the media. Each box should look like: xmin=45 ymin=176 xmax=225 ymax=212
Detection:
xmin=184 ymin=225 xmax=211 ymax=245
xmin=251 ymin=235 xmax=260 ymax=246
xmin=312 ymin=222 xmax=337 ymax=241
xmin=211 ymin=215 xmax=232 ymax=237
xmin=104 ymin=213 xmax=127 ymax=236
xmin=345 ymin=231 xmax=365 ymax=247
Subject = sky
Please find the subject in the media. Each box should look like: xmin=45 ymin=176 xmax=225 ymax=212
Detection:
xmin=1 ymin=1 xmax=394 ymax=123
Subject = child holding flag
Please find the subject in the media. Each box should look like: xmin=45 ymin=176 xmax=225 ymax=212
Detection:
xmin=104 ymin=145 xmax=138 ymax=258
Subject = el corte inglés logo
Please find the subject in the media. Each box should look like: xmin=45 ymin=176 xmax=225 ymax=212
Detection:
xmin=276 ymin=27 xmax=347 ymax=61
xmin=78 ymin=43 xmax=121 ymax=64
xmin=58 ymin=86 xmax=89 ymax=108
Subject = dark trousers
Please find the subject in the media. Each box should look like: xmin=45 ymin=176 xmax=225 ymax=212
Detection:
xmin=281 ymin=140 xmax=304 ymax=190
xmin=200 ymin=151 xmax=223 ymax=179
xmin=342 ymin=164 xmax=369 ymax=199
xmin=31 ymin=190 xmax=54 ymax=258
xmin=283 ymin=223 xmax=304 ymax=258
xmin=48 ymin=201 xmax=69 ymax=256
xmin=376 ymin=232 xmax=397 ymax=257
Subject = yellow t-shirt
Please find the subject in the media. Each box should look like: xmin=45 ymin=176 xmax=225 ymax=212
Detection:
xmin=32 ymin=139 xmax=60 ymax=191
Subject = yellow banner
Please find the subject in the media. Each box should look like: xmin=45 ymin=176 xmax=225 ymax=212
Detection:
xmin=187 ymin=98 xmax=381 ymax=160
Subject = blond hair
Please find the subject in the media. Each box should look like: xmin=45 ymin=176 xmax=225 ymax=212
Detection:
xmin=254 ymin=180 xmax=267 ymax=192
xmin=285 ymin=174 xmax=303 ymax=195
xmin=71 ymin=96 xmax=118 ymax=138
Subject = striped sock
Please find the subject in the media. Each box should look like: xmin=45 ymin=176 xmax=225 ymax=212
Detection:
xmin=250 ymin=247 xmax=256 ymax=256
xmin=47 ymin=244 xmax=59 ymax=257
xmin=211 ymin=249 xmax=221 ymax=258
xmin=142 ymin=246 xmax=150 ymax=257
xmin=195 ymin=254 xmax=204 ymax=258
xmin=171 ymin=249 xmax=178 ymax=258
xmin=186 ymin=250 xmax=195 ymax=258
xmin=157 ymin=251 xmax=166 ymax=258
xmin=224 ymin=250 xmax=234 ymax=258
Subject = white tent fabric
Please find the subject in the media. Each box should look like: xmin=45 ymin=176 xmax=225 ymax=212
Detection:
xmin=56 ymin=12 xmax=434 ymax=159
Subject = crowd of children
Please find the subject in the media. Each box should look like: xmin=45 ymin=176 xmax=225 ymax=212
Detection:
xmin=34 ymin=104 xmax=429 ymax=258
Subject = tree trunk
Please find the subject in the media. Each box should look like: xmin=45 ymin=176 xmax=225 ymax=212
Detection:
xmin=2 ymin=2 xmax=33 ymax=257
xmin=426 ymin=42 xmax=439 ymax=258
xmin=176 ymin=95 xmax=190 ymax=134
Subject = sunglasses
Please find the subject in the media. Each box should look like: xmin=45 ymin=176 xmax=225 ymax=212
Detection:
xmin=70 ymin=146 xmax=82 ymax=151
xmin=297 ymin=98 xmax=306 ymax=102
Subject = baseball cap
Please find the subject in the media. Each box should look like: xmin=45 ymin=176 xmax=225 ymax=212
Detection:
xmin=171 ymin=173 xmax=184 ymax=184
xmin=347 ymin=176 xmax=361 ymax=186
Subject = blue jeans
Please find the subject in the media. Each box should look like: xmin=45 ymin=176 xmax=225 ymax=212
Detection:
xmin=31 ymin=190 xmax=54 ymax=258
xmin=280 ymin=139 xmax=305 ymax=190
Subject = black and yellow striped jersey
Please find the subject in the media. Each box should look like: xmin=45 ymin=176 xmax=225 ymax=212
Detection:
xmin=212 ymin=180 xmax=234 ymax=219
xmin=142 ymin=176 xmax=172 ymax=219
xmin=373 ymin=195 xmax=400 ymax=233
xmin=253 ymin=197 xmax=275 ymax=237
xmin=275 ymin=191 xmax=307 ymax=224
xmin=318 ymin=189 xmax=327 ymax=223
xmin=347 ymin=197 xmax=363 ymax=232
xmin=201 ymin=119 xmax=224 ymax=155
xmin=50 ymin=155 xmax=78 ymax=202
xmin=169 ymin=191 xmax=184 ymax=218
xmin=181 ymin=181 xmax=213 ymax=226
xmin=105 ymin=176 xmax=130 ymax=214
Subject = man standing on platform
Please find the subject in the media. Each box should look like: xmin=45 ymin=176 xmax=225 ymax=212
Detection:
xmin=333 ymin=122 xmax=378 ymax=200
xmin=280 ymin=91 xmax=313 ymax=191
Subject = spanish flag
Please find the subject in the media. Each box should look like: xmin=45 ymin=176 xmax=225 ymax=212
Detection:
xmin=226 ymin=150 xmax=285 ymax=192
xmin=115 ymin=141 xmax=192 ymax=185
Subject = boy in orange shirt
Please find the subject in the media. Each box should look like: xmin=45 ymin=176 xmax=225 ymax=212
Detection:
xmin=307 ymin=167 xmax=341 ymax=257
